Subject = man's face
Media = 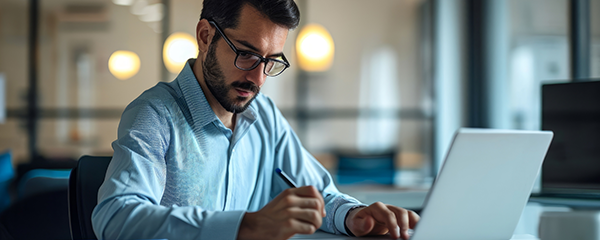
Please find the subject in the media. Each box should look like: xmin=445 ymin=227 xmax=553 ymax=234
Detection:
xmin=202 ymin=5 xmax=289 ymax=113
xmin=203 ymin=42 xmax=259 ymax=113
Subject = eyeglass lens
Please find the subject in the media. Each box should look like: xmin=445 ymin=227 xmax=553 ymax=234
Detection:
xmin=236 ymin=53 xmax=286 ymax=76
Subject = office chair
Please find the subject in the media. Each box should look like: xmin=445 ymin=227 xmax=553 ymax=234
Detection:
xmin=0 ymin=150 xmax=13 ymax=214
xmin=68 ymin=155 xmax=112 ymax=240
xmin=335 ymin=150 xmax=397 ymax=185
xmin=0 ymin=189 xmax=71 ymax=240
xmin=18 ymin=168 xmax=71 ymax=199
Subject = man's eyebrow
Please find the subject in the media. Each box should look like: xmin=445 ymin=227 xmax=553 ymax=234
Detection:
xmin=236 ymin=40 xmax=260 ymax=52
xmin=236 ymin=40 xmax=285 ymax=58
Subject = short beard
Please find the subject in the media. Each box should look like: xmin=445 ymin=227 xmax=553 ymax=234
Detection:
xmin=202 ymin=44 xmax=260 ymax=113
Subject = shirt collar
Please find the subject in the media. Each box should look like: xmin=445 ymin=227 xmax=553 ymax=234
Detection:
xmin=176 ymin=58 xmax=258 ymax=130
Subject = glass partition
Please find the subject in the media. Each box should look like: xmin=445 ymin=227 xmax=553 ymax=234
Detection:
xmin=1 ymin=0 xmax=435 ymax=188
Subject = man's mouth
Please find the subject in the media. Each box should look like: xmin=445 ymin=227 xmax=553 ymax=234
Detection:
xmin=235 ymin=88 xmax=253 ymax=97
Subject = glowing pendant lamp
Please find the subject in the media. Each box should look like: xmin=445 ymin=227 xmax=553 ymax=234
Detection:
xmin=108 ymin=50 xmax=141 ymax=80
xmin=296 ymin=24 xmax=335 ymax=72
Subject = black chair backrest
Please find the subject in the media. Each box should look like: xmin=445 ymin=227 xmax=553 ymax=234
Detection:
xmin=68 ymin=156 xmax=112 ymax=240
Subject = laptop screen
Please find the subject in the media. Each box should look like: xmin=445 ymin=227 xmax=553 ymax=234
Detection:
xmin=541 ymin=80 xmax=600 ymax=195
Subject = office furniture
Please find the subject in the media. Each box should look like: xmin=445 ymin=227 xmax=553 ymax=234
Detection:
xmin=0 ymin=150 xmax=13 ymax=214
xmin=0 ymin=189 xmax=71 ymax=240
xmin=540 ymin=210 xmax=600 ymax=240
xmin=68 ymin=155 xmax=111 ymax=240
xmin=291 ymin=230 xmax=540 ymax=239
xmin=17 ymin=168 xmax=70 ymax=199
xmin=335 ymin=151 xmax=396 ymax=185
xmin=338 ymin=185 xmax=427 ymax=210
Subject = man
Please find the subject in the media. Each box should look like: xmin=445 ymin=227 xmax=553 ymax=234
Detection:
xmin=92 ymin=0 xmax=419 ymax=239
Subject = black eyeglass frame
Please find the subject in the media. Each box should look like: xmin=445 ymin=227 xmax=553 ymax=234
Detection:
xmin=208 ymin=20 xmax=290 ymax=77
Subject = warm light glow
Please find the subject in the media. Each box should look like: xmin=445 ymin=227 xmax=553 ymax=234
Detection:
xmin=163 ymin=32 xmax=197 ymax=73
xmin=296 ymin=24 xmax=334 ymax=72
xmin=112 ymin=0 xmax=134 ymax=6
xmin=138 ymin=3 xmax=164 ymax=22
xmin=108 ymin=50 xmax=140 ymax=80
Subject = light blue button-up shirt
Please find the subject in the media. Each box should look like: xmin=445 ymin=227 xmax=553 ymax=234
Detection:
xmin=92 ymin=59 xmax=365 ymax=240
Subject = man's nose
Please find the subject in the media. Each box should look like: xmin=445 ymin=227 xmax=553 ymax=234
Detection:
xmin=246 ymin=62 xmax=267 ymax=87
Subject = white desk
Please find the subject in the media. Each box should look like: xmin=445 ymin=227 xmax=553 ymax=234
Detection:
xmin=334 ymin=185 xmax=571 ymax=239
xmin=292 ymin=231 xmax=388 ymax=239
xmin=336 ymin=185 xmax=428 ymax=210
xmin=291 ymin=230 xmax=539 ymax=239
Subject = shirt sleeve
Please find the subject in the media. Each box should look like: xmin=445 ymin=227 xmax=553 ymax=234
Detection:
xmin=267 ymin=100 xmax=367 ymax=236
xmin=92 ymin=98 xmax=245 ymax=240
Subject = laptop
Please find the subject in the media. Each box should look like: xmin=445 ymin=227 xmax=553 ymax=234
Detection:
xmin=535 ymin=81 xmax=600 ymax=199
xmin=293 ymin=128 xmax=553 ymax=240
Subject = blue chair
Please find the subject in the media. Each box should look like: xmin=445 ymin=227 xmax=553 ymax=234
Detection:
xmin=1 ymin=155 xmax=76 ymax=240
xmin=336 ymin=151 xmax=396 ymax=185
xmin=0 ymin=150 xmax=14 ymax=214
xmin=17 ymin=168 xmax=71 ymax=199
xmin=68 ymin=155 xmax=112 ymax=240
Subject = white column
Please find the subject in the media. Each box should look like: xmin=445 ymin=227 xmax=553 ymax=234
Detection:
xmin=433 ymin=0 xmax=467 ymax=174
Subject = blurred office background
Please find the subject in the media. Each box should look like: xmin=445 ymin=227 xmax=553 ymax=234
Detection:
xmin=0 ymin=0 xmax=599 ymax=218
xmin=0 ymin=0 xmax=599 ymax=239
xmin=1 ymin=0 xmax=600 ymax=186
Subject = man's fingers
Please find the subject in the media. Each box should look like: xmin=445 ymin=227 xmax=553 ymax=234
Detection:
xmin=290 ymin=186 xmax=326 ymax=217
xmin=347 ymin=203 xmax=421 ymax=239
xmin=408 ymin=210 xmax=420 ymax=229
xmin=294 ymin=186 xmax=322 ymax=198
xmin=369 ymin=202 xmax=400 ymax=239
xmin=349 ymin=214 xmax=375 ymax=236
xmin=280 ymin=194 xmax=324 ymax=219
xmin=286 ymin=208 xmax=323 ymax=229
xmin=297 ymin=197 xmax=324 ymax=217
xmin=249 ymin=186 xmax=329 ymax=240
xmin=285 ymin=218 xmax=318 ymax=235
xmin=281 ymin=194 xmax=321 ymax=209
xmin=303 ymin=198 xmax=322 ymax=211
xmin=388 ymin=206 xmax=410 ymax=239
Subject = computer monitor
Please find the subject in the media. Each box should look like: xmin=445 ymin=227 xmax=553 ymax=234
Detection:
xmin=541 ymin=80 xmax=600 ymax=197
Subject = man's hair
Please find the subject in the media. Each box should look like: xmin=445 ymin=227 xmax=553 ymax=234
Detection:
xmin=200 ymin=0 xmax=300 ymax=42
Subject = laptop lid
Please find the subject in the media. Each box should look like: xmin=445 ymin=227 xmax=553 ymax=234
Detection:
xmin=411 ymin=128 xmax=553 ymax=240
xmin=540 ymin=80 xmax=600 ymax=197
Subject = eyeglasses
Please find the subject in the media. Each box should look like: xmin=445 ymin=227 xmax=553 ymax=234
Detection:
xmin=208 ymin=20 xmax=290 ymax=77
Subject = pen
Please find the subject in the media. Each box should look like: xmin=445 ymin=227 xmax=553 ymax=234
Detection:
xmin=276 ymin=168 xmax=298 ymax=188
xmin=276 ymin=168 xmax=328 ymax=217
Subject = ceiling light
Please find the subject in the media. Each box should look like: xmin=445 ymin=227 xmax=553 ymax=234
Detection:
xmin=163 ymin=32 xmax=197 ymax=73
xmin=108 ymin=50 xmax=141 ymax=80
xmin=296 ymin=24 xmax=335 ymax=72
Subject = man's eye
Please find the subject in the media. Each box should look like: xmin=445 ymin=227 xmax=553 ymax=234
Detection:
xmin=238 ymin=52 xmax=254 ymax=59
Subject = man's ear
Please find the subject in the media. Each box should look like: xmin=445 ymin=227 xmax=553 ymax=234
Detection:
xmin=196 ymin=19 xmax=214 ymax=54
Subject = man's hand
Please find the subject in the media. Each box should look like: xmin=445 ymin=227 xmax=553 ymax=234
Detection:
xmin=345 ymin=202 xmax=420 ymax=239
xmin=238 ymin=186 xmax=326 ymax=240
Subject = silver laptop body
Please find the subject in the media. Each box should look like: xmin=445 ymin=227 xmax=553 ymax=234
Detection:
xmin=411 ymin=128 xmax=553 ymax=240
xmin=292 ymin=128 xmax=553 ymax=240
